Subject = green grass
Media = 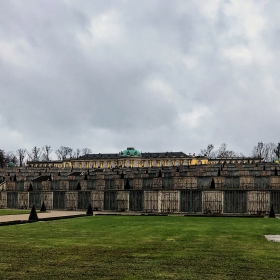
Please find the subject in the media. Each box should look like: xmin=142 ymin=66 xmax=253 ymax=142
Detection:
xmin=0 ymin=216 xmax=280 ymax=279
xmin=0 ymin=209 xmax=30 ymax=216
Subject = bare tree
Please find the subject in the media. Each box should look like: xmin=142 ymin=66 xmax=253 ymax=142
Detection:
xmin=41 ymin=145 xmax=52 ymax=161
xmin=71 ymin=148 xmax=92 ymax=158
xmin=252 ymin=142 xmax=276 ymax=162
xmin=28 ymin=146 xmax=42 ymax=161
xmin=216 ymin=143 xmax=236 ymax=158
xmin=16 ymin=149 xmax=26 ymax=167
xmin=6 ymin=151 xmax=18 ymax=165
xmin=82 ymin=148 xmax=92 ymax=155
xmin=199 ymin=144 xmax=215 ymax=157
xmin=55 ymin=146 xmax=73 ymax=160
xmin=266 ymin=142 xmax=276 ymax=162
xmin=0 ymin=149 xmax=5 ymax=168
xmin=274 ymin=143 xmax=280 ymax=159
xmin=252 ymin=142 xmax=265 ymax=158
xmin=72 ymin=148 xmax=81 ymax=159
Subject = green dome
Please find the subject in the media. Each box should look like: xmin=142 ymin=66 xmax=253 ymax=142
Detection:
xmin=6 ymin=162 xmax=15 ymax=167
xmin=119 ymin=147 xmax=141 ymax=157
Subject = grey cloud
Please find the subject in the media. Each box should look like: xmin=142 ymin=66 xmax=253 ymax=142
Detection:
xmin=0 ymin=0 xmax=280 ymax=156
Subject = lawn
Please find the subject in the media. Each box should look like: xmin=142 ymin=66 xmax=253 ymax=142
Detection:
xmin=0 ymin=209 xmax=30 ymax=216
xmin=0 ymin=216 xmax=279 ymax=279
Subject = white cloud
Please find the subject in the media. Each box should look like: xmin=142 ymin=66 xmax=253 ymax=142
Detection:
xmin=0 ymin=39 xmax=31 ymax=67
xmin=77 ymin=10 xmax=124 ymax=48
xmin=223 ymin=45 xmax=252 ymax=65
xmin=223 ymin=0 xmax=266 ymax=39
xmin=198 ymin=0 xmax=221 ymax=20
xmin=178 ymin=106 xmax=211 ymax=129
xmin=145 ymin=78 xmax=176 ymax=103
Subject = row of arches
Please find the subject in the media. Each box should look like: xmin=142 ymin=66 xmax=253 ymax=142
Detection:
xmin=65 ymin=159 xmax=203 ymax=169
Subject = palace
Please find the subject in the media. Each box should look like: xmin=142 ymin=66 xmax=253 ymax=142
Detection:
xmin=26 ymin=147 xmax=261 ymax=169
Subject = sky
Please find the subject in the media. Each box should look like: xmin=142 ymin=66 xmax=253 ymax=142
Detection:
xmin=0 ymin=0 xmax=280 ymax=159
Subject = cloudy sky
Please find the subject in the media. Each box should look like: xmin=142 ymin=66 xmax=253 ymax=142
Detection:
xmin=0 ymin=0 xmax=280 ymax=158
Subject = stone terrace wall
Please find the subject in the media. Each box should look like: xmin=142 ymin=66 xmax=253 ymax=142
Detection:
xmin=0 ymin=163 xmax=279 ymax=215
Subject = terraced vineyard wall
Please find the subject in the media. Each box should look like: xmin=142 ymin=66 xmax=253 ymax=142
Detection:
xmin=0 ymin=162 xmax=280 ymax=215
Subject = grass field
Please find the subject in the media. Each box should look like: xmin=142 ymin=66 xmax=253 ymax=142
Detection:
xmin=0 ymin=216 xmax=280 ymax=279
xmin=0 ymin=209 xmax=30 ymax=216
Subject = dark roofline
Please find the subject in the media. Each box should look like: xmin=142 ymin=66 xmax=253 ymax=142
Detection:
xmin=28 ymin=151 xmax=208 ymax=162
xmin=27 ymin=160 xmax=63 ymax=163
xmin=79 ymin=151 xmax=201 ymax=159
xmin=78 ymin=153 xmax=119 ymax=159
xmin=208 ymin=157 xmax=262 ymax=160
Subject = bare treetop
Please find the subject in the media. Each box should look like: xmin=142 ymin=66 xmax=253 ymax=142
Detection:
xmin=16 ymin=149 xmax=26 ymax=167
xmin=42 ymin=145 xmax=52 ymax=161
xmin=55 ymin=146 xmax=73 ymax=160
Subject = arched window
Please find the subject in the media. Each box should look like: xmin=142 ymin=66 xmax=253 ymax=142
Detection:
xmin=126 ymin=161 xmax=130 ymax=168
xmin=145 ymin=161 xmax=149 ymax=167
xmin=134 ymin=161 xmax=138 ymax=168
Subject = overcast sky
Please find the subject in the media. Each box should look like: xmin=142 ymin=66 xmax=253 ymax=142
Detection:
xmin=0 ymin=0 xmax=280 ymax=158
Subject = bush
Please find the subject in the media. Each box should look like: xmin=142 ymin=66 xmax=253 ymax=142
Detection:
xmin=269 ymin=204 xmax=276 ymax=218
xmin=87 ymin=204 xmax=93 ymax=215
xmin=40 ymin=202 xmax=46 ymax=212
xmin=28 ymin=205 xmax=38 ymax=221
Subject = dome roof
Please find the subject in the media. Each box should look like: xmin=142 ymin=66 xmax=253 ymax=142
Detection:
xmin=6 ymin=162 xmax=15 ymax=167
xmin=119 ymin=147 xmax=141 ymax=157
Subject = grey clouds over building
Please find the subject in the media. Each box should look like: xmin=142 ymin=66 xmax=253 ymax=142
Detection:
xmin=0 ymin=0 xmax=279 ymax=157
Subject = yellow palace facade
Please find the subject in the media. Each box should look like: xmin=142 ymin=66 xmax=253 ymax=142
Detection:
xmin=28 ymin=147 xmax=208 ymax=169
